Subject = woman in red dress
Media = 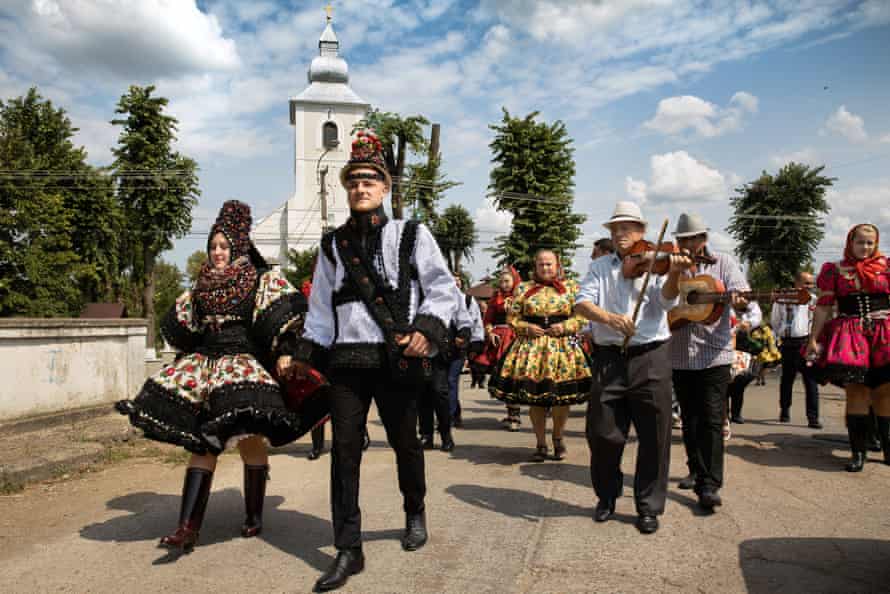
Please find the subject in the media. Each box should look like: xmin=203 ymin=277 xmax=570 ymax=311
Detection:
xmin=807 ymin=223 xmax=890 ymax=471
xmin=480 ymin=267 xmax=522 ymax=430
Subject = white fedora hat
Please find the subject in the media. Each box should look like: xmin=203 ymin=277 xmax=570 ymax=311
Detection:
xmin=672 ymin=213 xmax=710 ymax=238
xmin=602 ymin=201 xmax=647 ymax=229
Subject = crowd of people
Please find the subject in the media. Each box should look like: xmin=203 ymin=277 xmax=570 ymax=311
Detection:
xmin=115 ymin=131 xmax=889 ymax=592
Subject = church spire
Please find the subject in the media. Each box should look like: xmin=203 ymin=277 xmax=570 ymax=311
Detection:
xmin=309 ymin=4 xmax=348 ymax=84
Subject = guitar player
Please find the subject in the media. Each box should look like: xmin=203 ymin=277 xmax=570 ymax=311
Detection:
xmin=668 ymin=213 xmax=751 ymax=513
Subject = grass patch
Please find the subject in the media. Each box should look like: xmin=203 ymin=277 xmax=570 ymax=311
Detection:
xmin=0 ymin=474 xmax=24 ymax=495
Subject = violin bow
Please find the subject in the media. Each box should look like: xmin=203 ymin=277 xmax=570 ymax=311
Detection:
xmin=622 ymin=218 xmax=669 ymax=354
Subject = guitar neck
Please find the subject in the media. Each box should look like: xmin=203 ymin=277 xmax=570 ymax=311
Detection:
xmin=693 ymin=290 xmax=786 ymax=304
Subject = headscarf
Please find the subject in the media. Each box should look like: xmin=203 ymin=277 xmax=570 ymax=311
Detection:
xmin=842 ymin=223 xmax=885 ymax=292
xmin=194 ymin=200 xmax=258 ymax=316
xmin=489 ymin=266 xmax=521 ymax=310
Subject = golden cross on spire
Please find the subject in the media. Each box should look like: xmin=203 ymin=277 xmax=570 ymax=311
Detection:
xmin=324 ymin=2 xmax=334 ymax=22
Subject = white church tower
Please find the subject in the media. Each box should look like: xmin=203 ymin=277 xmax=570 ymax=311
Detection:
xmin=253 ymin=7 xmax=369 ymax=264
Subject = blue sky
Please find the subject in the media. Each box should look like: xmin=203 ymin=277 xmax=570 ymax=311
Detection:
xmin=1 ymin=0 xmax=889 ymax=281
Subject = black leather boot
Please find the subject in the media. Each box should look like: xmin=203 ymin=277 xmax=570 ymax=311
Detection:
xmin=876 ymin=416 xmax=890 ymax=465
xmin=159 ymin=467 xmax=213 ymax=553
xmin=309 ymin=425 xmax=324 ymax=460
xmin=241 ymin=464 xmax=268 ymax=537
xmin=846 ymin=414 xmax=869 ymax=472
xmin=362 ymin=427 xmax=371 ymax=451
xmin=401 ymin=511 xmax=428 ymax=551
xmin=440 ymin=430 xmax=455 ymax=452
xmin=313 ymin=549 xmax=365 ymax=592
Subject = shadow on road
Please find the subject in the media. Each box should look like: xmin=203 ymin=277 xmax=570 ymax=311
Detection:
xmin=445 ymin=483 xmax=597 ymax=522
xmin=739 ymin=537 xmax=890 ymax=593
xmin=79 ymin=489 xmax=397 ymax=571
xmin=725 ymin=432 xmax=847 ymax=473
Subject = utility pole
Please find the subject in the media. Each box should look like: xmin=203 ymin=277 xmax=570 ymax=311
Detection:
xmin=319 ymin=165 xmax=329 ymax=232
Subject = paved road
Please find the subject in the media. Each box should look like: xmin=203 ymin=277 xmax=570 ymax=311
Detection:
xmin=1 ymin=376 xmax=889 ymax=593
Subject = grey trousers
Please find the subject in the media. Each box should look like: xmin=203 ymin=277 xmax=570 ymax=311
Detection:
xmin=586 ymin=342 xmax=673 ymax=516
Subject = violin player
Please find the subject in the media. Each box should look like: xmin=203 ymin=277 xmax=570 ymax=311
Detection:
xmin=668 ymin=213 xmax=751 ymax=513
xmin=575 ymin=201 xmax=693 ymax=535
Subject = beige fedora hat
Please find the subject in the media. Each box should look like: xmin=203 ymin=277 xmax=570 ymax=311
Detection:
xmin=602 ymin=201 xmax=647 ymax=230
xmin=672 ymin=213 xmax=710 ymax=238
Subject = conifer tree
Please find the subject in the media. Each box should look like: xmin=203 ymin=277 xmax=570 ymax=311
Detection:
xmin=112 ymin=85 xmax=199 ymax=347
xmin=728 ymin=162 xmax=833 ymax=286
xmin=488 ymin=109 xmax=585 ymax=278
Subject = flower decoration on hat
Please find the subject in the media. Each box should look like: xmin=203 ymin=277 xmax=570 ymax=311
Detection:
xmin=209 ymin=199 xmax=253 ymax=261
xmin=340 ymin=129 xmax=392 ymax=187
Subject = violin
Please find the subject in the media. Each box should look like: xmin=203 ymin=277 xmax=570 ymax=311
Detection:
xmin=621 ymin=240 xmax=716 ymax=278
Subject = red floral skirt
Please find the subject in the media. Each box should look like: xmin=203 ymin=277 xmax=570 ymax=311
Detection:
xmin=809 ymin=315 xmax=890 ymax=388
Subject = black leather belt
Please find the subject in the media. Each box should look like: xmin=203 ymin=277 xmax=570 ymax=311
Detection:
xmin=597 ymin=340 xmax=667 ymax=357
xmin=491 ymin=312 xmax=507 ymax=325
xmin=837 ymin=293 xmax=890 ymax=317
xmin=523 ymin=315 xmax=569 ymax=328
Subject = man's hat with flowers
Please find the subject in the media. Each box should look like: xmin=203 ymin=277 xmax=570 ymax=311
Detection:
xmin=339 ymin=129 xmax=392 ymax=188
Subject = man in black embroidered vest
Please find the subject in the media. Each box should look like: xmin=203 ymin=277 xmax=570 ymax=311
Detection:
xmin=290 ymin=131 xmax=458 ymax=593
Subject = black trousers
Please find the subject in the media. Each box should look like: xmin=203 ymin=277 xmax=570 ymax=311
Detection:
xmin=586 ymin=342 xmax=673 ymax=516
xmin=673 ymin=365 xmax=731 ymax=491
xmin=328 ymin=369 xmax=426 ymax=551
xmin=419 ymin=361 xmax=451 ymax=438
xmin=779 ymin=338 xmax=820 ymax=421
xmin=727 ymin=373 xmax=755 ymax=419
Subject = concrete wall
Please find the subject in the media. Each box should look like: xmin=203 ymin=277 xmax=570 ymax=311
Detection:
xmin=0 ymin=319 xmax=147 ymax=422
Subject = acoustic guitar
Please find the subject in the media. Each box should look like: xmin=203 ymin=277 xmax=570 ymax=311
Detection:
xmin=668 ymin=274 xmax=810 ymax=330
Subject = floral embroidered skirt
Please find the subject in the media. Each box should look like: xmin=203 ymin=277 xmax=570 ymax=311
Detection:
xmin=488 ymin=335 xmax=592 ymax=407
xmin=116 ymin=352 xmax=323 ymax=455
xmin=809 ymin=316 xmax=890 ymax=388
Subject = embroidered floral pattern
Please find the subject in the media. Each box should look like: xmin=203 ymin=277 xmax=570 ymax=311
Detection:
xmin=489 ymin=280 xmax=592 ymax=406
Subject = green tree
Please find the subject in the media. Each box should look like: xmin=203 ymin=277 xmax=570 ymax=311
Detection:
xmin=152 ymin=260 xmax=184 ymax=346
xmin=283 ymin=247 xmax=318 ymax=288
xmin=112 ymin=85 xmax=200 ymax=347
xmin=355 ymin=109 xmax=429 ymax=220
xmin=728 ymin=162 xmax=833 ymax=287
xmin=403 ymin=155 xmax=461 ymax=224
xmin=0 ymin=88 xmax=120 ymax=316
xmin=186 ymin=249 xmax=206 ymax=284
xmin=488 ymin=109 xmax=585 ymax=278
xmin=433 ymin=205 xmax=477 ymax=275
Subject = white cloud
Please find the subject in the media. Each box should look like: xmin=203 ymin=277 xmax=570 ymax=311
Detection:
xmin=474 ymin=196 xmax=513 ymax=235
xmin=880 ymin=133 xmax=890 ymax=144
xmin=625 ymin=176 xmax=648 ymax=203
xmin=643 ymin=91 xmax=758 ymax=139
xmin=825 ymin=105 xmax=868 ymax=143
xmin=5 ymin=0 xmax=239 ymax=80
xmin=820 ymin=182 xmax=890 ymax=260
xmin=770 ymin=147 xmax=820 ymax=168
xmin=646 ymin=151 xmax=727 ymax=203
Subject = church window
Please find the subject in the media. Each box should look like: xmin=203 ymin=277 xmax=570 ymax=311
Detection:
xmin=323 ymin=121 xmax=339 ymax=149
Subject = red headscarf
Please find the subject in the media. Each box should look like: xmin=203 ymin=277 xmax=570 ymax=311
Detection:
xmin=489 ymin=266 xmax=522 ymax=309
xmin=842 ymin=224 xmax=885 ymax=292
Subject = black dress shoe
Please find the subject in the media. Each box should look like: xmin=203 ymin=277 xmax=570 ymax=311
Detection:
xmin=593 ymin=499 xmax=615 ymax=523
xmin=698 ymin=489 xmax=723 ymax=510
xmin=314 ymin=549 xmax=365 ymax=592
xmin=420 ymin=434 xmax=435 ymax=450
xmin=678 ymin=473 xmax=696 ymax=490
xmin=401 ymin=512 xmax=428 ymax=551
xmin=636 ymin=515 xmax=659 ymax=534
xmin=730 ymin=415 xmax=745 ymax=424
xmin=362 ymin=429 xmax=371 ymax=451
xmin=440 ymin=434 xmax=455 ymax=452
xmin=452 ymin=414 xmax=463 ymax=428
xmin=308 ymin=448 xmax=322 ymax=460
xmin=846 ymin=451 xmax=866 ymax=472
xmin=808 ymin=420 xmax=823 ymax=429
xmin=779 ymin=411 xmax=790 ymax=423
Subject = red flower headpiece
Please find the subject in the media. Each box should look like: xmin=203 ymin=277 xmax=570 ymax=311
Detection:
xmin=340 ymin=129 xmax=391 ymax=187
xmin=208 ymin=200 xmax=253 ymax=260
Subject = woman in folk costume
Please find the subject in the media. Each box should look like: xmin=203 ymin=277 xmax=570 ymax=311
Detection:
xmin=479 ymin=267 xmax=523 ymax=430
xmin=117 ymin=200 xmax=318 ymax=553
xmin=807 ymin=223 xmax=890 ymax=471
xmin=489 ymin=250 xmax=593 ymax=461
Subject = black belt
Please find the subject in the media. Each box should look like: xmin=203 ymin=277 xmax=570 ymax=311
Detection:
xmin=597 ymin=340 xmax=667 ymax=357
xmin=837 ymin=293 xmax=890 ymax=317
xmin=523 ymin=315 xmax=569 ymax=328
xmin=781 ymin=335 xmax=808 ymax=343
xmin=491 ymin=313 xmax=507 ymax=326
